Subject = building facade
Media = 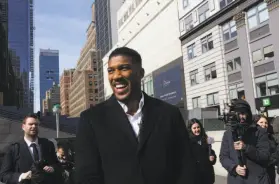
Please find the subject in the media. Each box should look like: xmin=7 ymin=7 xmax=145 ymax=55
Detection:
xmin=60 ymin=69 xmax=74 ymax=116
xmin=42 ymin=82 xmax=60 ymax=116
xmin=69 ymin=9 xmax=99 ymax=117
xmin=39 ymin=49 xmax=59 ymax=112
xmin=8 ymin=0 xmax=34 ymax=108
xmin=94 ymin=0 xmax=123 ymax=102
xmin=179 ymin=0 xmax=279 ymax=117
xmin=0 ymin=0 xmax=23 ymax=107
xmin=103 ymin=0 xmax=184 ymax=104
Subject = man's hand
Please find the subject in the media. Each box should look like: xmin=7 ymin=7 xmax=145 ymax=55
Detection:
xmin=21 ymin=171 xmax=32 ymax=180
xmin=43 ymin=166 xmax=54 ymax=173
xmin=235 ymin=165 xmax=246 ymax=176
xmin=209 ymin=156 xmax=215 ymax=162
xmin=234 ymin=141 xmax=245 ymax=150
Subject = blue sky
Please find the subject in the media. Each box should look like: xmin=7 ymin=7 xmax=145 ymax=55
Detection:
xmin=34 ymin=0 xmax=94 ymax=111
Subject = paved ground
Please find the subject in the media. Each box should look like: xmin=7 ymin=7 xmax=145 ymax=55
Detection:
xmin=215 ymin=175 xmax=227 ymax=184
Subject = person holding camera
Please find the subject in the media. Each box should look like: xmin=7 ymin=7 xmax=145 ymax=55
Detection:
xmin=187 ymin=119 xmax=216 ymax=184
xmin=254 ymin=115 xmax=278 ymax=184
xmin=219 ymin=99 xmax=270 ymax=184
xmin=0 ymin=114 xmax=62 ymax=184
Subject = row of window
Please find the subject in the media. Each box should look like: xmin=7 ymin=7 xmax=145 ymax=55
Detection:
xmin=192 ymin=92 xmax=219 ymax=109
xmin=187 ymin=33 xmax=214 ymax=60
xmin=190 ymin=62 xmax=217 ymax=86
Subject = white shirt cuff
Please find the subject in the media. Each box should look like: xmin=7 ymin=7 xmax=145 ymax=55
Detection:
xmin=18 ymin=173 xmax=24 ymax=182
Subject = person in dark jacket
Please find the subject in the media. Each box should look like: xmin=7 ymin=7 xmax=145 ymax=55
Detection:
xmin=254 ymin=115 xmax=278 ymax=184
xmin=187 ymin=118 xmax=216 ymax=184
xmin=219 ymin=99 xmax=270 ymax=184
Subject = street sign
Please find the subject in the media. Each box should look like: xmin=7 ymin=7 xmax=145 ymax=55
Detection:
xmin=52 ymin=104 xmax=61 ymax=113
xmin=262 ymin=98 xmax=271 ymax=107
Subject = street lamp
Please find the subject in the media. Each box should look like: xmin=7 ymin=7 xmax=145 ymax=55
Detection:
xmin=52 ymin=104 xmax=61 ymax=138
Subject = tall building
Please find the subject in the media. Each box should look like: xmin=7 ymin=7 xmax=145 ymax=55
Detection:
xmin=179 ymin=0 xmax=279 ymax=117
xmin=60 ymin=69 xmax=74 ymax=116
xmin=42 ymin=82 xmax=60 ymax=116
xmin=39 ymin=49 xmax=59 ymax=112
xmin=94 ymin=0 xmax=123 ymax=101
xmin=102 ymin=0 xmax=185 ymax=107
xmin=69 ymin=6 xmax=98 ymax=117
xmin=8 ymin=0 xmax=34 ymax=109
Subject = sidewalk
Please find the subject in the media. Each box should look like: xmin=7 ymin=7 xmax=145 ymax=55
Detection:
xmin=215 ymin=175 xmax=227 ymax=184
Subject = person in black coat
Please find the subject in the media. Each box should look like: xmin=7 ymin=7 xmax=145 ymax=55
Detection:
xmin=75 ymin=47 xmax=195 ymax=184
xmin=219 ymin=99 xmax=270 ymax=184
xmin=0 ymin=114 xmax=63 ymax=184
xmin=254 ymin=115 xmax=278 ymax=184
xmin=187 ymin=119 xmax=216 ymax=184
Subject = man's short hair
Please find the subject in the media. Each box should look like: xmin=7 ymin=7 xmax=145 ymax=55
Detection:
xmin=22 ymin=113 xmax=38 ymax=124
xmin=109 ymin=47 xmax=142 ymax=66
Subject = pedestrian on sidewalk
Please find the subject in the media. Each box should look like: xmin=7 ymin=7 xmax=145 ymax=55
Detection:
xmin=220 ymin=99 xmax=270 ymax=184
xmin=187 ymin=118 xmax=216 ymax=184
xmin=75 ymin=47 xmax=196 ymax=184
xmin=254 ymin=115 xmax=278 ymax=184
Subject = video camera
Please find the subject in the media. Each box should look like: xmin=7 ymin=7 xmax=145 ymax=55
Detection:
xmin=218 ymin=99 xmax=252 ymax=167
xmin=218 ymin=99 xmax=250 ymax=134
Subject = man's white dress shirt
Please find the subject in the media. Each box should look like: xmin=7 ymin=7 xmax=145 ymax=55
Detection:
xmin=19 ymin=137 xmax=41 ymax=182
xmin=118 ymin=94 xmax=144 ymax=136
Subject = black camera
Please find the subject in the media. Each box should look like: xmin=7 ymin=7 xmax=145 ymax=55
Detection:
xmin=219 ymin=99 xmax=251 ymax=133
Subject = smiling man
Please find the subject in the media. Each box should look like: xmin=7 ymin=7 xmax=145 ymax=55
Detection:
xmin=75 ymin=47 xmax=195 ymax=184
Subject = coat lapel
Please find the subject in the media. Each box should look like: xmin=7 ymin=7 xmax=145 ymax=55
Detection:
xmin=19 ymin=139 xmax=34 ymax=170
xmin=107 ymin=96 xmax=138 ymax=146
xmin=137 ymin=93 xmax=157 ymax=152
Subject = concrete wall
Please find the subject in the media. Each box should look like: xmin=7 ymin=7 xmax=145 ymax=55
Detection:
xmin=0 ymin=118 xmax=74 ymax=151
xmin=103 ymin=0 xmax=182 ymax=99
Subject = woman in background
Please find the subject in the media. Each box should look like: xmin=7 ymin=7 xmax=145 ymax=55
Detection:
xmin=254 ymin=115 xmax=278 ymax=184
xmin=187 ymin=118 xmax=216 ymax=184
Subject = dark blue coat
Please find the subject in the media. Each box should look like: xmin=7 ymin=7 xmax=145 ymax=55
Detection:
xmin=219 ymin=126 xmax=271 ymax=184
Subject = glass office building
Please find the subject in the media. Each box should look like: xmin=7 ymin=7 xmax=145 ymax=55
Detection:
xmin=39 ymin=49 xmax=59 ymax=111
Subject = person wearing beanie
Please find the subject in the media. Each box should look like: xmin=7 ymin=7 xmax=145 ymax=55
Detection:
xmin=220 ymin=99 xmax=270 ymax=184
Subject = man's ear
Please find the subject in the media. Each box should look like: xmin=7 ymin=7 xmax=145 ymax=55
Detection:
xmin=140 ymin=68 xmax=145 ymax=79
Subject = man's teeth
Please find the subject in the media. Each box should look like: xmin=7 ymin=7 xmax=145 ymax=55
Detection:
xmin=116 ymin=84 xmax=126 ymax=89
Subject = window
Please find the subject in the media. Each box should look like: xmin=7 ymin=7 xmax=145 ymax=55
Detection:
xmin=247 ymin=2 xmax=269 ymax=29
xmin=190 ymin=69 xmax=199 ymax=86
xmin=222 ymin=20 xmax=237 ymax=41
xmin=198 ymin=2 xmax=210 ymax=23
xmin=184 ymin=14 xmax=193 ymax=31
xmin=252 ymin=49 xmax=262 ymax=63
xmin=89 ymin=81 xmax=92 ymax=86
xmin=227 ymin=57 xmax=241 ymax=72
xmin=183 ymin=0 xmax=188 ymax=8
xmin=95 ymin=89 xmax=98 ymax=94
xmin=207 ymin=93 xmax=219 ymax=106
xmin=192 ymin=97 xmax=201 ymax=108
xmin=264 ymin=45 xmax=274 ymax=60
xmin=187 ymin=43 xmax=195 ymax=60
xmin=89 ymin=89 xmax=93 ymax=93
xmin=229 ymin=83 xmax=245 ymax=100
xmin=93 ymin=68 xmax=97 ymax=71
xmin=220 ymin=0 xmax=233 ymax=9
xmin=201 ymin=34 xmax=214 ymax=53
xmin=252 ymin=45 xmax=274 ymax=63
xmin=256 ymin=73 xmax=279 ymax=97
xmin=88 ymin=74 xmax=93 ymax=78
xmin=204 ymin=63 xmax=217 ymax=81
xmin=142 ymin=76 xmax=154 ymax=96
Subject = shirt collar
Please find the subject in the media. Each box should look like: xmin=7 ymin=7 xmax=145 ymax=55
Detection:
xmin=24 ymin=137 xmax=39 ymax=147
xmin=118 ymin=93 xmax=145 ymax=115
